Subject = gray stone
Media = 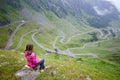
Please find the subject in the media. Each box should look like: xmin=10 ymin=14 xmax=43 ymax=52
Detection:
xmin=15 ymin=68 xmax=39 ymax=80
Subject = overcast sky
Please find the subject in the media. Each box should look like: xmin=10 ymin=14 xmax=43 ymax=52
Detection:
xmin=106 ymin=0 xmax=120 ymax=12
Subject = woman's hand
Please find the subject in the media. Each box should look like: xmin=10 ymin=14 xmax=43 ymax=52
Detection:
xmin=24 ymin=65 xmax=31 ymax=68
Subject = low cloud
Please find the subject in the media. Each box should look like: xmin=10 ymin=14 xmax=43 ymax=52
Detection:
xmin=93 ymin=6 xmax=110 ymax=15
xmin=106 ymin=0 xmax=120 ymax=12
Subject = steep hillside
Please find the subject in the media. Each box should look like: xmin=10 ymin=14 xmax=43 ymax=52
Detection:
xmin=1 ymin=0 xmax=120 ymax=27
xmin=0 ymin=0 xmax=120 ymax=61
xmin=0 ymin=0 xmax=22 ymax=26
xmin=0 ymin=50 xmax=120 ymax=80
xmin=0 ymin=0 xmax=120 ymax=58
xmin=0 ymin=0 xmax=120 ymax=80
xmin=19 ymin=0 xmax=120 ymax=28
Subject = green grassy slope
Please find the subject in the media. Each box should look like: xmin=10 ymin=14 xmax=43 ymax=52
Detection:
xmin=0 ymin=1 xmax=21 ymax=23
xmin=0 ymin=50 xmax=120 ymax=80
xmin=0 ymin=1 xmax=120 ymax=80
xmin=0 ymin=23 xmax=19 ymax=48
xmin=0 ymin=50 xmax=25 ymax=80
xmin=0 ymin=6 xmax=119 ymax=80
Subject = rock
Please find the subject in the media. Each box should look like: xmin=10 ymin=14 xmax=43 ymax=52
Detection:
xmin=0 ymin=19 xmax=10 ymax=26
xmin=15 ymin=67 xmax=39 ymax=80
xmin=79 ymin=74 xmax=85 ymax=79
xmin=51 ymin=70 xmax=56 ymax=76
xmin=86 ymin=75 xmax=91 ymax=80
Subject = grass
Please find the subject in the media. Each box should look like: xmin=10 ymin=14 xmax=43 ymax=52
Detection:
xmin=1 ymin=22 xmax=120 ymax=80
xmin=10 ymin=21 xmax=40 ymax=49
xmin=0 ymin=20 xmax=46 ymax=54
xmin=18 ymin=31 xmax=46 ymax=54
xmin=0 ymin=26 xmax=9 ymax=48
xmin=0 ymin=23 xmax=18 ymax=48
xmin=56 ymin=33 xmax=92 ymax=50
xmin=0 ymin=1 xmax=120 ymax=80
xmin=0 ymin=50 xmax=120 ymax=80
xmin=20 ymin=0 xmax=38 ymax=16
xmin=70 ymin=37 xmax=120 ymax=64
xmin=0 ymin=3 xmax=21 ymax=22
xmin=34 ymin=26 xmax=57 ymax=50
xmin=0 ymin=50 xmax=25 ymax=80
xmin=13 ymin=27 xmax=46 ymax=54
xmin=0 ymin=2 xmax=120 ymax=80
xmin=43 ymin=9 xmax=93 ymax=36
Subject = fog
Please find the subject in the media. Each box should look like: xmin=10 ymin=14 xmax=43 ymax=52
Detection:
xmin=106 ymin=0 xmax=120 ymax=12
xmin=93 ymin=6 xmax=110 ymax=15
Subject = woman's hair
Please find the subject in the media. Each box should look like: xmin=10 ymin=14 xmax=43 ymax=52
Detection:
xmin=25 ymin=44 xmax=33 ymax=51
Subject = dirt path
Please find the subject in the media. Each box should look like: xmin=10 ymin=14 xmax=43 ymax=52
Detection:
xmin=5 ymin=21 xmax=26 ymax=50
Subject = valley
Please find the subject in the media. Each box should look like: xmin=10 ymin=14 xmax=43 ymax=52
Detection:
xmin=4 ymin=17 xmax=120 ymax=61
xmin=0 ymin=0 xmax=120 ymax=80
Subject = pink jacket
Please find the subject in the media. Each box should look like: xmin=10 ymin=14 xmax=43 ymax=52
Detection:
xmin=24 ymin=51 xmax=40 ymax=68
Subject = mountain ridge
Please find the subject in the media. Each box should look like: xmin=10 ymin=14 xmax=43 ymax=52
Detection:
xmin=0 ymin=0 xmax=120 ymax=28
xmin=0 ymin=1 xmax=120 ymax=80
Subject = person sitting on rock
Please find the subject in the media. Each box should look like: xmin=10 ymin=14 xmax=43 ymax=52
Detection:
xmin=24 ymin=43 xmax=45 ymax=72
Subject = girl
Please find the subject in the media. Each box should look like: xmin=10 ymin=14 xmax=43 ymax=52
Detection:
xmin=24 ymin=44 xmax=45 ymax=72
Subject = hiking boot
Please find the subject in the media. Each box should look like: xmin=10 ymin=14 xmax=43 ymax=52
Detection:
xmin=40 ymin=69 xmax=44 ymax=73
xmin=45 ymin=65 xmax=52 ymax=69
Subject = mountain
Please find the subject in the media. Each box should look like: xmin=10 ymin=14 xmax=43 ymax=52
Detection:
xmin=0 ymin=0 xmax=120 ymax=28
xmin=0 ymin=0 xmax=120 ymax=54
xmin=0 ymin=0 xmax=120 ymax=80
xmin=20 ymin=0 xmax=120 ymax=28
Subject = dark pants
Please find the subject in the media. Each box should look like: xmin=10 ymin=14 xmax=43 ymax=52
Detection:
xmin=33 ymin=58 xmax=45 ymax=70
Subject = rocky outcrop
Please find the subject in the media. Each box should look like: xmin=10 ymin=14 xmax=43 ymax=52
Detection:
xmin=0 ymin=19 xmax=10 ymax=26
xmin=15 ymin=68 xmax=39 ymax=80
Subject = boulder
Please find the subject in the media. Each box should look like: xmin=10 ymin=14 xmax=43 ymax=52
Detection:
xmin=15 ymin=67 xmax=39 ymax=80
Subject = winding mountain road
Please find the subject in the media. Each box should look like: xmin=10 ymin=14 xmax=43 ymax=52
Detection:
xmin=5 ymin=21 xmax=26 ymax=50
xmin=5 ymin=20 xmax=119 ymax=58
xmin=51 ymin=28 xmax=119 ymax=58
xmin=60 ymin=29 xmax=96 ymax=44
xmin=31 ymin=28 xmax=56 ymax=53
xmin=15 ymin=29 xmax=37 ymax=50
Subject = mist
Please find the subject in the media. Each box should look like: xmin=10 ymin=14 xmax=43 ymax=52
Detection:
xmin=93 ymin=6 xmax=110 ymax=15
xmin=106 ymin=0 xmax=120 ymax=12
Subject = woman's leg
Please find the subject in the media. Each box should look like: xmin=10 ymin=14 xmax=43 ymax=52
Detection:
xmin=39 ymin=58 xmax=45 ymax=70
